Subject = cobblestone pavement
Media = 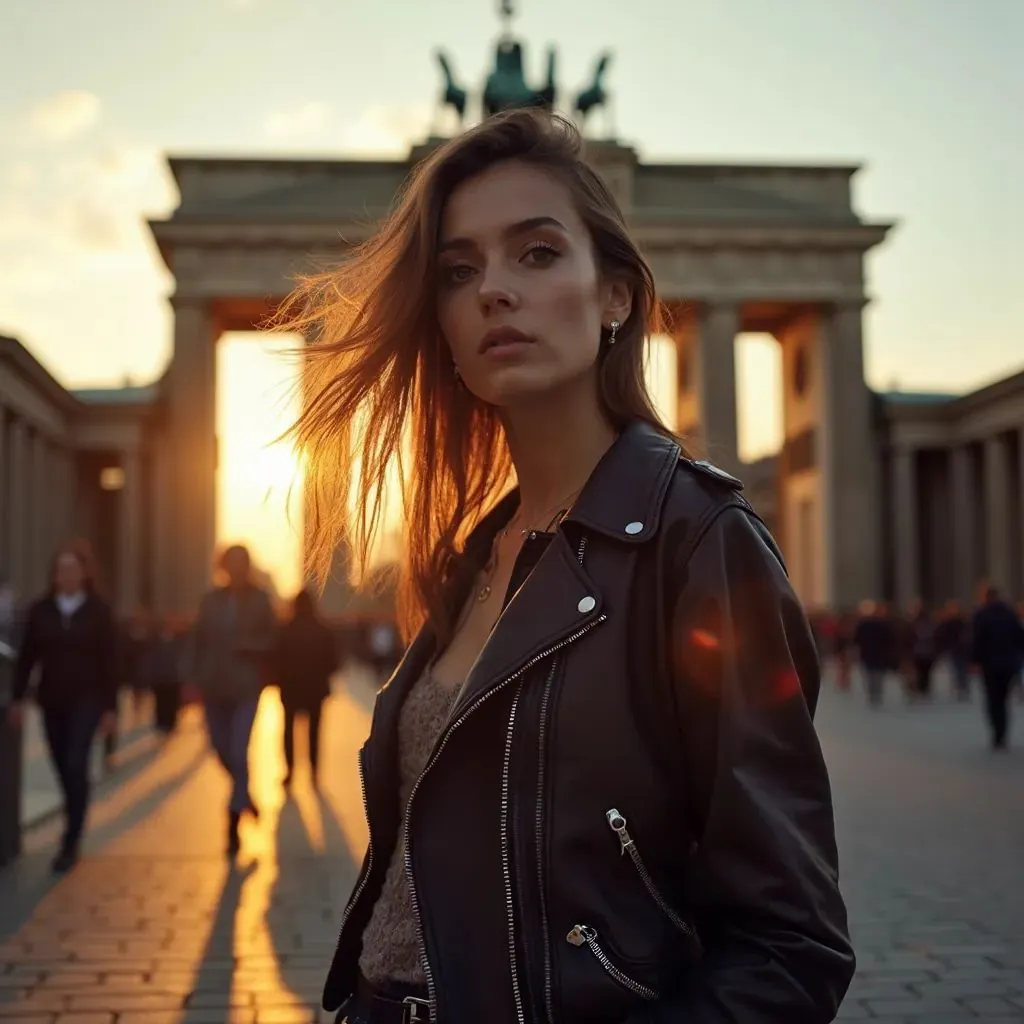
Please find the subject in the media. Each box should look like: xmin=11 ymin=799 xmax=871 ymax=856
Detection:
xmin=1 ymin=665 xmax=1023 ymax=1022
xmin=821 ymin=668 xmax=1024 ymax=1022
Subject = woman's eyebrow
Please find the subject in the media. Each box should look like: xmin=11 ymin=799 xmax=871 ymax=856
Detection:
xmin=438 ymin=215 xmax=568 ymax=254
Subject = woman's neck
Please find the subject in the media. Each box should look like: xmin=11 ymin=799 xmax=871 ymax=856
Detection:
xmin=502 ymin=380 xmax=618 ymax=526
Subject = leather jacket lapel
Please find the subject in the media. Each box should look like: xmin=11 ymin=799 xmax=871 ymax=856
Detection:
xmin=451 ymin=529 xmax=604 ymax=720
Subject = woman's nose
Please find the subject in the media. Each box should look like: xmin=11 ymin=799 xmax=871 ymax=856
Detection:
xmin=477 ymin=266 xmax=519 ymax=314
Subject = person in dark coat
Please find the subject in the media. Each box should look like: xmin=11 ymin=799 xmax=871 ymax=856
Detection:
xmin=7 ymin=540 xmax=117 ymax=872
xmin=186 ymin=544 xmax=277 ymax=856
xmin=903 ymin=600 xmax=938 ymax=699
xmin=936 ymin=600 xmax=972 ymax=700
xmin=854 ymin=600 xmax=896 ymax=706
xmin=971 ymin=584 xmax=1024 ymax=749
xmin=274 ymin=588 xmax=340 ymax=788
xmin=138 ymin=613 xmax=183 ymax=734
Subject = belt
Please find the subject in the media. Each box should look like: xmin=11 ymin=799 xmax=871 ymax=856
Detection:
xmin=352 ymin=973 xmax=432 ymax=1024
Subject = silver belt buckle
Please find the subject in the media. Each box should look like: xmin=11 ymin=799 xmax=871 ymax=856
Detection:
xmin=402 ymin=995 xmax=431 ymax=1024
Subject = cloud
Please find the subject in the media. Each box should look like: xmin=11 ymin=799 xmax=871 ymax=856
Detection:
xmin=261 ymin=100 xmax=433 ymax=156
xmin=27 ymin=90 xmax=101 ymax=142
xmin=337 ymin=104 xmax=433 ymax=156
xmin=262 ymin=101 xmax=333 ymax=145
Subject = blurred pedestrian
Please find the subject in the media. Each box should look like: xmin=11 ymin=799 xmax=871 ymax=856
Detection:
xmin=936 ymin=600 xmax=971 ymax=700
xmin=7 ymin=541 xmax=117 ymax=872
xmin=186 ymin=544 xmax=276 ymax=855
xmin=971 ymin=584 xmax=1024 ymax=750
xmin=274 ymin=587 xmax=340 ymax=789
xmin=139 ymin=613 xmax=183 ymax=734
xmin=854 ymin=600 xmax=895 ymax=707
xmin=903 ymin=600 xmax=937 ymax=699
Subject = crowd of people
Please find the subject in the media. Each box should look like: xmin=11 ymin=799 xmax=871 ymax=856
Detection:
xmin=2 ymin=539 xmax=388 ymax=871
xmin=810 ymin=589 xmax=1024 ymax=748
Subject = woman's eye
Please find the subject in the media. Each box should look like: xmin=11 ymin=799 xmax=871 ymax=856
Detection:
xmin=522 ymin=243 xmax=559 ymax=267
xmin=442 ymin=263 xmax=475 ymax=284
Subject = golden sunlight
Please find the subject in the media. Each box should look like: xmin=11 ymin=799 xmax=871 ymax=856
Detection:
xmin=216 ymin=333 xmax=305 ymax=599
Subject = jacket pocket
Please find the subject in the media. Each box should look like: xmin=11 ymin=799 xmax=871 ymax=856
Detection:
xmin=605 ymin=807 xmax=702 ymax=956
xmin=566 ymin=924 xmax=659 ymax=1000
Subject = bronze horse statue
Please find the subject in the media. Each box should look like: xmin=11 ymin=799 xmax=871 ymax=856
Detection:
xmin=436 ymin=50 xmax=468 ymax=121
xmin=575 ymin=52 xmax=612 ymax=120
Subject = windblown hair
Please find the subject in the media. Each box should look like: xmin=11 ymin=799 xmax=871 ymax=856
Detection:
xmin=276 ymin=109 xmax=670 ymax=643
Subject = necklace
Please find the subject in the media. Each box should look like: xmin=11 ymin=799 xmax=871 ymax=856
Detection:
xmin=475 ymin=486 xmax=583 ymax=603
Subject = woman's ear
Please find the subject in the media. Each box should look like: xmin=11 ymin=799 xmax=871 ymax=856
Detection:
xmin=602 ymin=279 xmax=633 ymax=328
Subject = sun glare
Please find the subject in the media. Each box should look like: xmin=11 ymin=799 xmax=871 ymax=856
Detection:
xmin=217 ymin=333 xmax=305 ymax=598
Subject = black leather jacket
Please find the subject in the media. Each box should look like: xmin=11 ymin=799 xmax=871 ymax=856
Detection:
xmin=324 ymin=421 xmax=854 ymax=1023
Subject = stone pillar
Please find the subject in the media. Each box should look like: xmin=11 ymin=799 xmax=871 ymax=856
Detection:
xmin=820 ymin=303 xmax=881 ymax=607
xmin=151 ymin=436 xmax=171 ymax=615
xmin=8 ymin=421 xmax=28 ymax=599
xmin=949 ymin=444 xmax=976 ymax=605
xmin=983 ymin=433 xmax=1012 ymax=594
xmin=25 ymin=430 xmax=42 ymax=595
xmin=0 ymin=403 xmax=7 ymax=579
xmin=891 ymin=445 xmax=919 ymax=611
xmin=118 ymin=447 xmax=141 ymax=617
xmin=673 ymin=303 xmax=740 ymax=477
xmin=168 ymin=297 xmax=217 ymax=613
xmin=1018 ymin=426 xmax=1024 ymax=599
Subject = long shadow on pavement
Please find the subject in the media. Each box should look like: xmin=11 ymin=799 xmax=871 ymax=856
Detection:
xmin=0 ymin=728 xmax=209 ymax=943
xmin=264 ymin=783 xmax=360 ymax=1020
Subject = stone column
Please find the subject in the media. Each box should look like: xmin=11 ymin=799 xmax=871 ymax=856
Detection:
xmin=983 ymin=433 xmax=1012 ymax=594
xmin=0 ymin=403 xmax=8 ymax=578
xmin=674 ymin=304 xmax=740 ymax=475
xmin=820 ymin=303 xmax=881 ymax=607
xmin=151 ymin=437 xmax=171 ymax=615
xmin=891 ymin=445 xmax=919 ymax=612
xmin=949 ymin=444 xmax=976 ymax=605
xmin=118 ymin=447 xmax=141 ymax=617
xmin=27 ymin=430 xmax=47 ymax=595
xmin=168 ymin=297 xmax=217 ymax=613
xmin=1018 ymin=425 xmax=1024 ymax=599
xmin=8 ymin=421 xmax=28 ymax=599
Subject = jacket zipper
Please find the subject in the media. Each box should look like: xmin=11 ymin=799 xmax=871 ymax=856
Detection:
xmin=566 ymin=924 xmax=659 ymax=1000
xmin=535 ymin=657 xmax=558 ymax=1024
xmin=404 ymin=611 xmax=608 ymax=1017
xmin=605 ymin=808 xmax=700 ymax=946
xmin=535 ymin=532 xmax=589 ymax=1023
xmin=501 ymin=681 xmax=527 ymax=1024
xmin=327 ymin=747 xmax=375 ymax=1000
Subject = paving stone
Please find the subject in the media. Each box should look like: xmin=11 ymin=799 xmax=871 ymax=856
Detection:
xmin=1 ymin=675 xmax=1022 ymax=1021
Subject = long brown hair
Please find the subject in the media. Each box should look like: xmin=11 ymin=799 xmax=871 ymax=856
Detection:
xmin=276 ymin=110 xmax=671 ymax=642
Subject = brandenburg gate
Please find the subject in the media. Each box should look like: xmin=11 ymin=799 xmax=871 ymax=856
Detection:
xmin=148 ymin=137 xmax=892 ymax=615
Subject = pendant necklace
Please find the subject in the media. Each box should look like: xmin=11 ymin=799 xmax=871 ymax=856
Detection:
xmin=475 ymin=487 xmax=583 ymax=604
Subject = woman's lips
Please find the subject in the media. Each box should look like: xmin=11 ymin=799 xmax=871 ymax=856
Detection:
xmin=479 ymin=327 xmax=535 ymax=354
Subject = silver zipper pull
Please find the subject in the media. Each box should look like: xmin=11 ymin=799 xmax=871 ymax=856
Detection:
xmin=605 ymin=808 xmax=633 ymax=855
xmin=566 ymin=924 xmax=595 ymax=946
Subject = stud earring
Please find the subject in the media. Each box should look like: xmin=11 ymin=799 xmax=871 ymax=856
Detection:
xmin=608 ymin=320 xmax=620 ymax=344
xmin=453 ymin=362 xmax=461 ymax=381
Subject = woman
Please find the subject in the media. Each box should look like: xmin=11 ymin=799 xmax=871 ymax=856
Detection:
xmin=274 ymin=588 xmax=340 ymax=788
xmin=283 ymin=111 xmax=853 ymax=1023
xmin=8 ymin=541 xmax=117 ymax=873
xmin=186 ymin=543 xmax=276 ymax=855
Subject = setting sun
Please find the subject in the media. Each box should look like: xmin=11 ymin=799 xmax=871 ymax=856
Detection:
xmin=216 ymin=332 xmax=305 ymax=599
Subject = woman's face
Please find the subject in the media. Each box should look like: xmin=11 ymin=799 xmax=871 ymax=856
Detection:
xmin=436 ymin=160 xmax=630 ymax=407
xmin=54 ymin=552 xmax=85 ymax=594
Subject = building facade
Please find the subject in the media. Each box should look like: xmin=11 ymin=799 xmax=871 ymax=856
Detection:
xmin=2 ymin=137 xmax=1022 ymax=616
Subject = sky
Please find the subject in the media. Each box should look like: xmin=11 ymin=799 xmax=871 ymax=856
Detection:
xmin=1 ymin=0 xmax=1022 ymax=586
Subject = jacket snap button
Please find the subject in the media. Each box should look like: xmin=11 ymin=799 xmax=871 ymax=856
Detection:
xmin=577 ymin=595 xmax=596 ymax=614
xmin=624 ymin=521 xmax=643 ymax=535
